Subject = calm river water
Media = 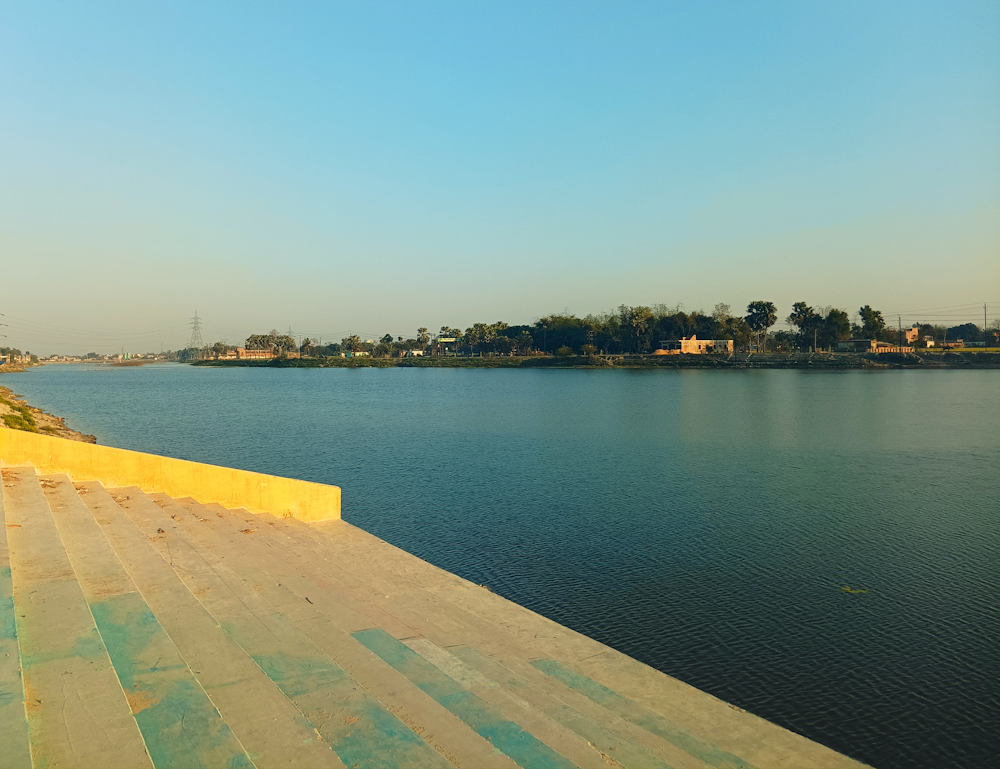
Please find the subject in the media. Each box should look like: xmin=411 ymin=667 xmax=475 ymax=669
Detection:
xmin=6 ymin=363 xmax=999 ymax=769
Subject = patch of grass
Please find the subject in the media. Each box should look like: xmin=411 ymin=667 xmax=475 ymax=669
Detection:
xmin=0 ymin=396 xmax=37 ymax=432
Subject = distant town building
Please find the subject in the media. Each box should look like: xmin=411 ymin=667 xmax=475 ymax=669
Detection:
xmin=836 ymin=339 xmax=914 ymax=353
xmin=903 ymin=326 xmax=920 ymax=344
xmin=654 ymin=335 xmax=734 ymax=355
xmin=237 ymin=347 xmax=275 ymax=360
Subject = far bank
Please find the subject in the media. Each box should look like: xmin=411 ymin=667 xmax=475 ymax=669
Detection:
xmin=194 ymin=350 xmax=1000 ymax=370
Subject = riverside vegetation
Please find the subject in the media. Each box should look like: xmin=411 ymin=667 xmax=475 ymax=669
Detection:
xmin=196 ymin=350 xmax=1000 ymax=369
xmin=191 ymin=302 xmax=999 ymax=364
xmin=0 ymin=382 xmax=96 ymax=442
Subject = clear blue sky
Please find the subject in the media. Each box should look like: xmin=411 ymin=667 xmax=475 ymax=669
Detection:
xmin=2 ymin=1 xmax=998 ymax=353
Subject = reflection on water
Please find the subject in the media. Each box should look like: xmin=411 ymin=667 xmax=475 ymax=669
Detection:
xmin=8 ymin=363 xmax=1000 ymax=769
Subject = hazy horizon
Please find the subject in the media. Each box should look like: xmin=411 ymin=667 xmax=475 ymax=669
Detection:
xmin=2 ymin=1 xmax=998 ymax=355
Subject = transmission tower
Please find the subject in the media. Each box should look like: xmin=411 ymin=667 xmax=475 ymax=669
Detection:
xmin=188 ymin=312 xmax=205 ymax=349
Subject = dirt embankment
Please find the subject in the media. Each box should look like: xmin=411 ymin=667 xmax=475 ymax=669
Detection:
xmin=0 ymin=381 xmax=96 ymax=443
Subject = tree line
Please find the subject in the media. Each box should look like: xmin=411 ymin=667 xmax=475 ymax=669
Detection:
xmin=215 ymin=303 xmax=992 ymax=358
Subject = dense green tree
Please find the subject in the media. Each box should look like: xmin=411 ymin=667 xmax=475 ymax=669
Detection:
xmin=859 ymin=306 xmax=886 ymax=340
xmin=745 ymin=301 xmax=777 ymax=351
xmin=618 ymin=305 xmax=654 ymax=353
xmin=245 ymin=334 xmax=272 ymax=350
xmin=724 ymin=317 xmax=753 ymax=351
xmin=946 ymin=323 xmax=983 ymax=343
xmin=788 ymin=302 xmax=816 ymax=329
xmin=818 ymin=309 xmax=851 ymax=349
xmin=341 ymin=335 xmax=363 ymax=352
xmin=787 ymin=302 xmax=827 ymax=349
xmin=493 ymin=336 xmax=515 ymax=355
xmin=533 ymin=315 xmax=587 ymax=353
xmin=272 ymin=335 xmax=297 ymax=354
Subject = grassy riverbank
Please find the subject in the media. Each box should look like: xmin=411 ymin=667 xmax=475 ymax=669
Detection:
xmin=0 ymin=381 xmax=96 ymax=442
xmin=194 ymin=351 xmax=1000 ymax=370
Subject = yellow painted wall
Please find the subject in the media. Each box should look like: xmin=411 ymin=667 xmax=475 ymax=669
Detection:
xmin=0 ymin=427 xmax=340 ymax=522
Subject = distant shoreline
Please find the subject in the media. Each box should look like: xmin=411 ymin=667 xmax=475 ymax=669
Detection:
xmin=193 ymin=351 xmax=1000 ymax=370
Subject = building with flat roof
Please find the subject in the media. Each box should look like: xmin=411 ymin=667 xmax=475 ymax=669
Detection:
xmin=836 ymin=339 xmax=914 ymax=353
xmin=655 ymin=335 xmax=734 ymax=355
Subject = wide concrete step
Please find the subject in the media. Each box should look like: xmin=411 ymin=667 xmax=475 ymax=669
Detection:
xmin=167 ymin=496 xmax=627 ymax=769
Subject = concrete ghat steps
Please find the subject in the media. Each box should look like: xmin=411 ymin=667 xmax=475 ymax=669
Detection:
xmin=162 ymin=495 xmax=625 ymax=769
xmin=36 ymin=474 xmax=253 ymax=769
xmin=192 ymin=501 xmax=694 ymax=769
xmin=73 ymin=480 xmax=343 ymax=769
xmin=2 ymin=467 xmax=153 ymax=769
xmin=216 ymin=505 xmax=867 ymax=769
xmin=139 ymin=491 xmax=523 ymax=769
xmin=236 ymin=509 xmax=870 ymax=769
xmin=0 ymin=467 xmax=871 ymax=769
xmin=109 ymin=487 xmax=454 ymax=769
xmin=231 ymin=514 xmax=746 ymax=769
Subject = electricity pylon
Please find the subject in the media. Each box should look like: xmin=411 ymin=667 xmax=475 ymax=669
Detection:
xmin=188 ymin=312 xmax=205 ymax=349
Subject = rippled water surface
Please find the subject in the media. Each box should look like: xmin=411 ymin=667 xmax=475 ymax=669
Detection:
xmin=7 ymin=363 xmax=999 ymax=769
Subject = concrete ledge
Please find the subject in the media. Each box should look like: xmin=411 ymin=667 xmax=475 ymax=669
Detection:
xmin=0 ymin=427 xmax=340 ymax=522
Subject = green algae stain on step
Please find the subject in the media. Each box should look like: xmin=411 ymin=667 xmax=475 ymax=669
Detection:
xmin=91 ymin=593 xmax=255 ymax=769
xmin=531 ymin=659 xmax=757 ymax=769
xmin=447 ymin=646 xmax=678 ymax=769
xmin=353 ymin=629 xmax=576 ymax=769
xmin=250 ymin=651 xmax=449 ymax=769
xmin=249 ymin=651 xmax=352 ymax=698
xmin=19 ymin=626 xmax=106 ymax=668
xmin=0 ymin=563 xmax=31 ymax=769
xmin=1 ymin=567 xmax=18 ymax=640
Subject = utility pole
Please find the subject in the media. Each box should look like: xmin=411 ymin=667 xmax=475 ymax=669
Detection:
xmin=898 ymin=315 xmax=902 ymax=350
xmin=986 ymin=303 xmax=989 ymax=352
xmin=814 ymin=327 xmax=818 ymax=354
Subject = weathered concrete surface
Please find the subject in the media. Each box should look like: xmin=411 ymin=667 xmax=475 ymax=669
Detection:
xmin=2 ymin=467 xmax=152 ymax=769
xmin=0 ymin=426 xmax=340 ymax=521
xmin=0 ymin=461 xmax=872 ymax=769
xmin=0 ymin=469 xmax=31 ymax=769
